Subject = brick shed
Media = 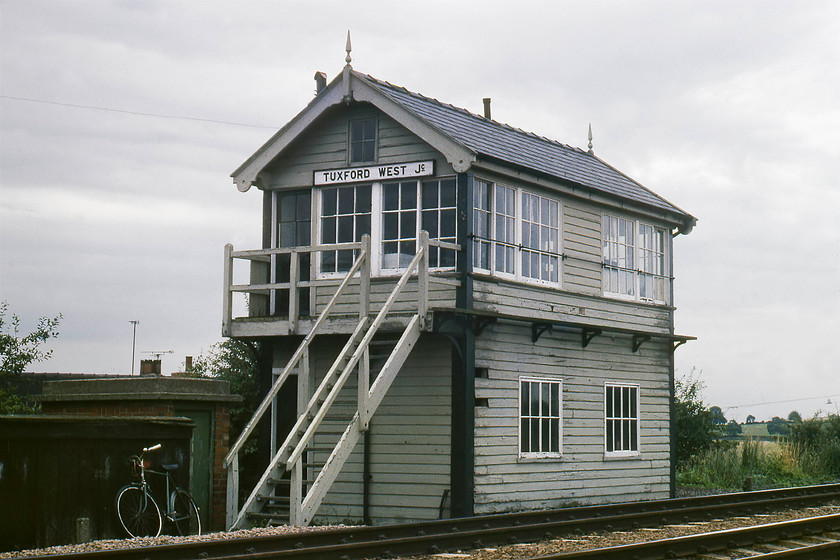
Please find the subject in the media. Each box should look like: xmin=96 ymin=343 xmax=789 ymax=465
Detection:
xmin=39 ymin=376 xmax=240 ymax=531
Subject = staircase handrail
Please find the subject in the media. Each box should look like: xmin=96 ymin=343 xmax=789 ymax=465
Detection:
xmin=224 ymin=237 xmax=370 ymax=466
xmin=283 ymin=238 xmax=429 ymax=470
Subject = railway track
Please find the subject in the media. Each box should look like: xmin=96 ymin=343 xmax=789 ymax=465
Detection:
xmin=25 ymin=483 xmax=840 ymax=560
xmin=539 ymin=513 xmax=840 ymax=559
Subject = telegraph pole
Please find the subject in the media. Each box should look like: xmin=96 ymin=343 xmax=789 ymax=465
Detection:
xmin=129 ymin=320 xmax=139 ymax=375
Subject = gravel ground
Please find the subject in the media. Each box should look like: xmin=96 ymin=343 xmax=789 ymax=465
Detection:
xmin=3 ymin=500 xmax=838 ymax=559
xmin=0 ymin=524 xmax=355 ymax=558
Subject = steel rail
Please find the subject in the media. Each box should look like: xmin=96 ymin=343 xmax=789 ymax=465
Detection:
xmin=531 ymin=513 xmax=840 ymax=559
xmin=24 ymin=483 xmax=840 ymax=560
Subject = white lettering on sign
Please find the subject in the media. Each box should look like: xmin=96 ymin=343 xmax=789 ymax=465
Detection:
xmin=314 ymin=160 xmax=435 ymax=186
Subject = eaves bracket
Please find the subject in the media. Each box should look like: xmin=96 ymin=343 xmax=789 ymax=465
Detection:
xmin=632 ymin=334 xmax=652 ymax=353
xmin=582 ymin=328 xmax=602 ymax=348
xmin=672 ymin=339 xmax=689 ymax=353
xmin=471 ymin=316 xmax=496 ymax=337
xmin=532 ymin=323 xmax=552 ymax=343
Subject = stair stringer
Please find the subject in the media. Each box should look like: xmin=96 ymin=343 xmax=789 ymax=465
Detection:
xmin=296 ymin=313 xmax=422 ymax=526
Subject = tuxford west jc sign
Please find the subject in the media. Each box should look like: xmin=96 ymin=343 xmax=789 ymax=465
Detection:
xmin=313 ymin=160 xmax=435 ymax=186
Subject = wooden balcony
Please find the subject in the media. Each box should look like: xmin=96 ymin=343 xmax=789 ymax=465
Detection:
xmin=222 ymin=235 xmax=461 ymax=338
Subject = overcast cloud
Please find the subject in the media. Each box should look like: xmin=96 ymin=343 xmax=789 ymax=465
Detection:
xmin=1 ymin=0 xmax=838 ymax=422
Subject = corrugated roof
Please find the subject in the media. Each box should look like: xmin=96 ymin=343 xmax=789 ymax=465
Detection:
xmin=361 ymin=73 xmax=693 ymax=222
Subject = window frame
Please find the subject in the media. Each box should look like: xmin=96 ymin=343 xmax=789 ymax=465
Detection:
xmin=602 ymin=214 xmax=669 ymax=304
xmin=518 ymin=376 xmax=563 ymax=459
xmin=604 ymin=382 xmax=641 ymax=458
xmin=314 ymin=177 xmax=458 ymax=278
xmin=348 ymin=118 xmax=377 ymax=165
xmin=472 ymin=178 xmax=563 ymax=288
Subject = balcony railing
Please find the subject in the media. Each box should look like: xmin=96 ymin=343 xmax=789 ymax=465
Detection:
xmin=222 ymin=234 xmax=461 ymax=337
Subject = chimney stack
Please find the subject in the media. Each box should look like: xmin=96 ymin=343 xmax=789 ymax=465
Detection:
xmin=482 ymin=98 xmax=491 ymax=119
xmin=314 ymin=71 xmax=327 ymax=95
xmin=140 ymin=359 xmax=161 ymax=376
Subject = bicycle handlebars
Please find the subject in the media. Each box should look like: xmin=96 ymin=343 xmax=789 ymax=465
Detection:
xmin=143 ymin=443 xmax=162 ymax=454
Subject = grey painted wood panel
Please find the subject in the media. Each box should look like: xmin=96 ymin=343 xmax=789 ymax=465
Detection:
xmin=471 ymin=320 xmax=672 ymax=512
xmin=472 ymin=279 xmax=672 ymax=333
xmin=266 ymin=104 xmax=454 ymax=189
xmin=298 ymin=334 xmax=452 ymax=525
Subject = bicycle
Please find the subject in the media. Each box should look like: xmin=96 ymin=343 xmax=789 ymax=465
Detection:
xmin=114 ymin=443 xmax=201 ymax=538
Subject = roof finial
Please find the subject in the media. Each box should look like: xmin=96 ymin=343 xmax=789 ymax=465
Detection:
xmin=345 ymin=30 xmax=352 ymax=66
xmin=587 ymin=123 xmax=594 ymax=155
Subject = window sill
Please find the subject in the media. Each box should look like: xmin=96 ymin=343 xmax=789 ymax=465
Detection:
xmin=603 ymin=453 xmax=641 ymax=461
xmin=517 ymin=455 xmax=564 ymax=463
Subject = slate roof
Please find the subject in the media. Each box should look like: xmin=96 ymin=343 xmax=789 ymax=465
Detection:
xmin=360 ymin=72 xmax=694 ymax=224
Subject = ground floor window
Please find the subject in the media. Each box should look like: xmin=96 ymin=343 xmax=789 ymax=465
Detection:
xmin=519 ymin=377 xmax=562 ymax=457
xmin=605 ymin=383 xmax=640 ymax=456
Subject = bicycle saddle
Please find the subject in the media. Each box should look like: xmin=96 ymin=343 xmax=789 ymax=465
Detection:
xmin=161 ymin=463 xmax=179 ymax=471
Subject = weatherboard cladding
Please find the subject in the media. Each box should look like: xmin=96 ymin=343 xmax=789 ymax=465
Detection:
xmin=360 ymin=73 xmax=691 ymax=220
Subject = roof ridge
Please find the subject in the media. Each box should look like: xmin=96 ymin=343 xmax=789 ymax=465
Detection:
xmin=360 ymin=72 xmax=587 ymax=155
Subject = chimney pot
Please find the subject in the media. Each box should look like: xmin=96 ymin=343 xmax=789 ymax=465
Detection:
xmin=314 ymin=71 xmax=327 ymax=95
xmin=482 ymin=97 xmax=491 ymax=119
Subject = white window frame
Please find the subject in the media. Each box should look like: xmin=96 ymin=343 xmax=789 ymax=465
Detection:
xmin=604 ymin=383 xmax=640 ymax=457
xmin=602 ymin=214 xmax=669 ymax=304
xmin=518 ymin=376 xmax=563 ymax=459
xmin=472 ymin=178 xmax=562 ymax=288
xmin=314 ymin=178 xmax=457 ymax=278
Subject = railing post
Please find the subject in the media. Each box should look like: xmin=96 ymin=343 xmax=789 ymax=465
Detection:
xmin=226 ymin=453 xmax=239 ymax=529
xmin=418 ymin=231 xmax=429 ymax=329
xmin=290 ymin=459 xmax=302 ymax=526
xmin=360 ymin=234 xmax=371 ymax=320
xmin=359 ymin=345 xmax=370 ymax=431
xmin=289 ymin=250 xmax=299 ymax=333
xmin=223 ymin=244 xmax=233 ymax=337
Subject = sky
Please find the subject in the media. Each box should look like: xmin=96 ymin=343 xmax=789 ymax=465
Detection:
xmin=1 ymin=1 xmax=838 ymax=422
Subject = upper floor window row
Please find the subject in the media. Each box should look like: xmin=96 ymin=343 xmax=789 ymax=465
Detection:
xmin=319 ymin=178 xmax=457 ymax=275
xmin=349 ymin=118 xmax=377 ymax=164
xmin=472 ymin=179 xmax=561 ymax=285
xmin=602 ymin=215 xmax=668 ymax=303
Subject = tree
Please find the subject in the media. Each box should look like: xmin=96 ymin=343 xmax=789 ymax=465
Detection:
xmin=746 ymin=414 xmax=756 ymax=424
xmin=767 ymin=416 xmax=790 ymax=436
xmin=1 ymin=301 xmax=62 ymax=374
xmin=709 ymin=406 xmax=727 ymax=426
xmin=725 ymin=419 xmax=742 ymax=436
xmin=674 ymin=369 xmax=721 ymax=465
xmin=189 ymin=338 xmax=261 ymax=436
xmin=0 ymin=301 xmax=62 ymax=413
xmin=788 ymin=410 xmax=802 ymax=423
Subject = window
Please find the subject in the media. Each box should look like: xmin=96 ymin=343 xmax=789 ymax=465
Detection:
xmin=274 ymin=191 xmax=311 ymax=316
xmin=602 ymin=215 xmax=667 ymax=303
xmin=349 ymin=119 xmax=376 ymax=164
xmin=320 ymin=185 xmax=371 ymax=273
xmin=605 ymin=383 xmax=639 ymax=456
xmin=519 ymin=377 xmax=562 ymax=457
xmin=318 ymin=179 xmax=457 ymax=276
xmin=521 ymin=192 xmax=560 ymax=283
xmin=471 ymin=179 xmax=560 ymax=285
xmin=421 ymin=179 xmax=457 ymax=268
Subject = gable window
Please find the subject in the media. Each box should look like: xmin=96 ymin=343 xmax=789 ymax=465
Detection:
xmin=519 ymin=377 xmax=562 ymax=458
xmin=318 ymin=178 xmax=456 ymax=276
xmin=349 ymin=119 xmax=376 ymax=164
xmin=472 ymin=179 xmax=560 ymax=285
xmin=602 ymin=215 xmax=667 ymax=303
xmin=605 ymin=383 xmax=639 ymax=456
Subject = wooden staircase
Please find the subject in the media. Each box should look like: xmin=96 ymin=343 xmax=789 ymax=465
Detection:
xmin=224 ymin=234 xmax=435 ymax=529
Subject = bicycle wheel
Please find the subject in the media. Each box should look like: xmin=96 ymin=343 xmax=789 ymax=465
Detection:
xmin=170 ymin=489 xmax=201 ymax=536
xmin=115 ymin=485 xmax=162 ymax=538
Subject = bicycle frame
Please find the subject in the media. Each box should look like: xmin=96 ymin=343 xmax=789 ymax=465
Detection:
xmin=116 ymin=444 xmax=200 ymax=538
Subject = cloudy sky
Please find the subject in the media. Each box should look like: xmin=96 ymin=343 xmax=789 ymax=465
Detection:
xmin=1 ymin=1 xmax=837 ymax=422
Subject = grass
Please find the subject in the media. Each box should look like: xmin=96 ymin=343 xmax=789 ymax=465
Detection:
xmin=676 ymin=440 xmax=838 ymax=491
